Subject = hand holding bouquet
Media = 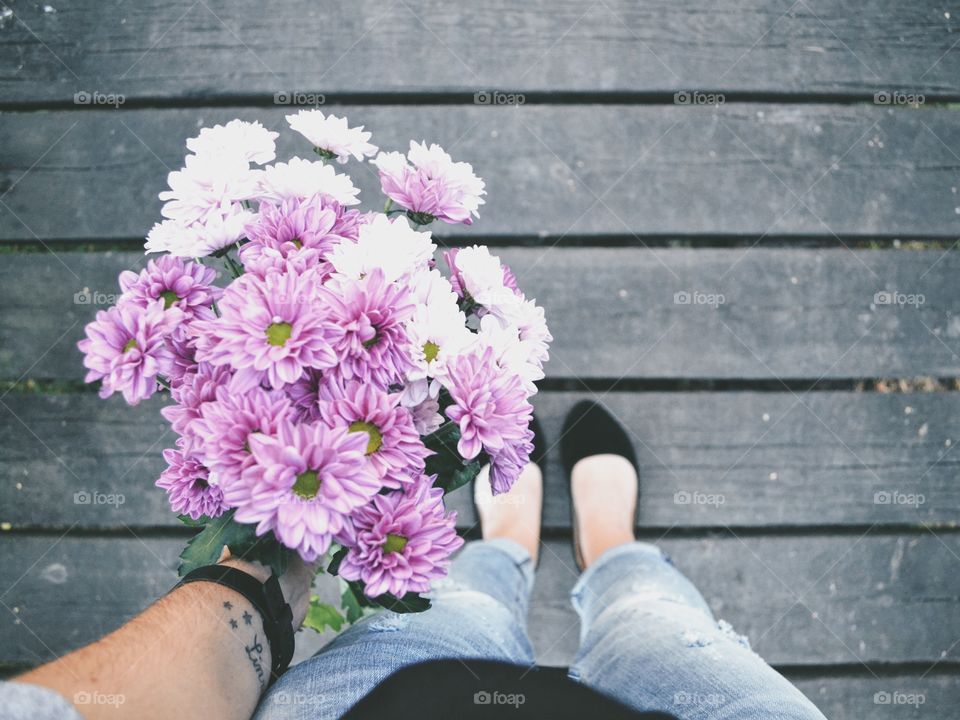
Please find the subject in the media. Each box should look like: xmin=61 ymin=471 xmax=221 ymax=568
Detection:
xmin=78 ymin=111 xmax=551 ymax=626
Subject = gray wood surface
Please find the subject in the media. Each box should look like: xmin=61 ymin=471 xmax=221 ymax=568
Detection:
xmin=527 ymin=534 xmax=960 ymax=668
xmin=2 ymin=3 xmax=958 ymax=714
xmin=789 ymin=673 xmax=959 ymax=720
xmin=3 ymin=105 xmax=960 ymax=241
xmin=1 ymin=534 xmax=957 ymax=669
xmin=2 ymin=391 xmax=957 ymax=530
xmin=3 ymin=248 xmax=959 ymax=383
xmin=1 ymin=1 xmax=958 ymax=103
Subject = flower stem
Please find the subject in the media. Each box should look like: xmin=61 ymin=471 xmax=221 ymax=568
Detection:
xmin=222 ymin=251 xmax=243 ymax=279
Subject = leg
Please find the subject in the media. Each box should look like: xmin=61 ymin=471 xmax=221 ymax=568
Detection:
xmin=568 ymin=542 xmax=827 ymax=720
xmin=255 ymin=538 xmax=536 ymax=720
xmin=560 ymin=403 xmax=826 ymax=719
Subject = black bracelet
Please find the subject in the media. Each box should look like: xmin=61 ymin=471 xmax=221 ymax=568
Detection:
xmin=176 ymin=565 xmax=295 ymax=685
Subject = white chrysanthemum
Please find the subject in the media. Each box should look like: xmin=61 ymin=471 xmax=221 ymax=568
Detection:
xmin=254 ymin=157 xmax=360 ymax=205
xmin=328 ymin=214 xmax=435 ymax=283
xmin=474 ymin=314 xmax=544 ymax=396
xmin=186 ymin=119 xmax=279 ymax=165
xmin=286 ymin=110 xmax=378 ymax=164
xmin=452 ymin=246 xmax=517 ymax=308
xmin=411 ymin=266 xmax=457 ymax=306
xmin=407 ymin=141 xmax=485 ymax=218
xmin=159 ymin=153 xmax=260 ymax=226
xmin=371 ymin=150 xmax=408 ymax=178
xmin=145 ymin=207 xmax=254 ymax=257
xmin=145 ymin=220 xmax=186 ymax=255
xmin=404 ymin=269 xmax=474 ymax=381
xmin=492 ymin=298 xmax=552 ymax=367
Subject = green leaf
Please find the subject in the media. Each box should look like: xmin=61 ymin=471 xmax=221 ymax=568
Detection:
xmin=440 ymin=459 xmax=482 ymax=494
xmin=422 ymin=422 xmax=484 ymax=494
xmin=373 ymin=590 xmax=432 ymax=614
xmin=303 ymin=596 xmax=345 ymax=634
xmin=177 ymin=514 xmax=213 ymax=528
xmin=342 ymin=578 xmax=432 ymax=614
xmin=326 ymin=545 xmax=349 ymax=577
xmin=340 ymin=582 xmax=365 ymax=624
xmin=177 ymin=510 xmax=296 ymax=577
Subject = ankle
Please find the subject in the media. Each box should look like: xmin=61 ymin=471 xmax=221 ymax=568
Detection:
xmin=580 ymin=528 xmax=635 ymax=568
xmin=476 ymin=464 xmax=542 ymax=564
xmin=570 ymin=453 xmax=638 ymax=570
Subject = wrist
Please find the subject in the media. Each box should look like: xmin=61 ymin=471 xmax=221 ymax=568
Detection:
xmin=218 ymin=557 xmax=271 ymax=583
xmin=176 ymin=565 xmax=295 ymax=685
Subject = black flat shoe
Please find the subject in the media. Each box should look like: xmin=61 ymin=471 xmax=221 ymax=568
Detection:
xmin=560 ymin=400 xmax=638 ymax=570
xmin=528 ymin=414 xmax=548 ymax=475
xmin=560 ymin=400 xmax=637 ymax=476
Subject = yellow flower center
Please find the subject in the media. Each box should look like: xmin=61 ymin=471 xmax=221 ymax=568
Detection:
xmin=383 ymin=533 xmax=408 ymax=554
xmin=122 ymin=338 xmax=138 ymax=353
xmin=159 ymin=290 xmax=180 ymax=309
xmin=423 ymin=341 xmax=440 ymax=363
xmin=292 ymin=470 xmax=320 ymax=499
xmin=348 ymin=421 xmax=383 ymax=454
xmin=266 ymin=322 xmax=293 ymax=347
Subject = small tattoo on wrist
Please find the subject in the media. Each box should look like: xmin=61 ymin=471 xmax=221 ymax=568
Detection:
xmin=245 ymin=634 xmax=267 ymax=689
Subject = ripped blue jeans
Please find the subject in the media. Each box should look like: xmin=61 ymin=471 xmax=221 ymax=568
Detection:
xmin=255 ymin=540 xmax=827 ymax=720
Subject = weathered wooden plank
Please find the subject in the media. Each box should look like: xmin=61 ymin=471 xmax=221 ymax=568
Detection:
xmin=527 ymin=534 xmax=960 ymax=667
xmin=1 ymin=534 xmax=957 ymax=668
xmin=1 ymin=1 xmax=958 ymax=102
xmin=788 ymin=673 xmax=960 ymax=720
xmin=2 ymin=105 xmax=959 ymax=240
xmin=2 ymin=248 xmax=959 ymax=382
xmin=454 ymin=391 xmax=960 ymax=529
xmin=2 ymin=391 xmax=958 ymax=530
xmin=0 ymin=393 xmax=174 ymax=529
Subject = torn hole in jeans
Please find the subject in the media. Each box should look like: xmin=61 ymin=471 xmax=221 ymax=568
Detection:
xmin=716 ymin=618 xmax=752 ymax=650
xmin=369 ymin=613 xmax=409 ymax=633
xmin=680 ymin=620 xmax=751 ymax=651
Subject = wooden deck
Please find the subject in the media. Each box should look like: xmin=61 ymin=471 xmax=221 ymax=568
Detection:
xmin=2 ymin=2 xmax=959 ymax=717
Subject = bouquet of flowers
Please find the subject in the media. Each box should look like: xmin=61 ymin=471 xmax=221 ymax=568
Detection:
xmin=77 ymin=111 xmax=551 ymax=628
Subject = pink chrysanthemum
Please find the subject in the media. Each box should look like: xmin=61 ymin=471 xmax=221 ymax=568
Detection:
xmin=78 ymin=300 xmax=180 ymax=405
xmin=194 ymin=385 xmax=292 ymax=487
xmin=488 ymin=428 xmax=534 ymax=495
xmin=167 ymin=326 xmax=199 ymax=386
xmin=239 ymin=194 xmax=361 ymax=278
xmin=319 ymin=379 xmax=431 ymax=488
xmin=338 ymin=475 xmax=463 ymax=598
xmin=225 ymin=420 xmax=382 ymax=561
xmin=118 ymin=255 xmax=221 ymax=320
xmin=161 ymin=362 xmax=232 ymax=448
xmin=406 ymin=395 xmax=443 ymax=436
xmin=193 ymin=268 xmax=341 ymax=390
xmin=322 ymin=269 xmax=415 ymax=388
xmin=442 ymin=346 xmax=534 ymax=473
xmin=285 ymin=368 xmax=326 ymax=423
xmin=157 ymin=444 xmax=228 ymax=520
xmin=372 ymin=141 xmax=485 ymax=225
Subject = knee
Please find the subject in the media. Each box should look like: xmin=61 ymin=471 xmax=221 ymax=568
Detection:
xmin=254 ymin=663 xmax=343 ymax=720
